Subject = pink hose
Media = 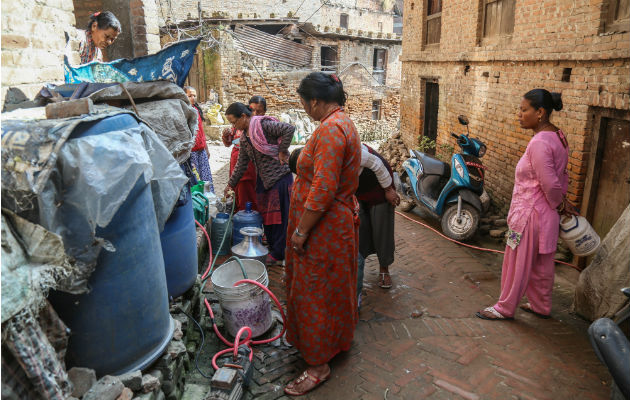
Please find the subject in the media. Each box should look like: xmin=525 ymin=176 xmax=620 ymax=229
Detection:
xmin=195 ymin=220 xmax=214 ymax=281
xmin=204 ymin=279 xmax=287 ymax=370
xmin=394 ymin=210 xmax=581 ymax=271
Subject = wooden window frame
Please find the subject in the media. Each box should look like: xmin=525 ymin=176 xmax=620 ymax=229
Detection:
xmin=423 ymin=0 xmax=442 ymax=46
xmin=372 ymin=48 xmax=388 ymax=85
xmin=320 ymin=45 xmax=338 ymax=72
xmin=340 ymin=13 xmax=349 ymax=29
xmin=602 ymin=0 xmax=630 ymax=33
xmin=372 ymin=100 xmax=382 ymax=120
xmin=480 ymin=0 xmax=515 ymax=44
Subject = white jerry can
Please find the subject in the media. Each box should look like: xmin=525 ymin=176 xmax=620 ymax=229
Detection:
xmin=559 ymin=215 xmax=601 ymax=257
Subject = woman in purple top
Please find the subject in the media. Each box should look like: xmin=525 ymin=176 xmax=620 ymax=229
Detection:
xmin=477 ymin=89 xmax=577 ymax=320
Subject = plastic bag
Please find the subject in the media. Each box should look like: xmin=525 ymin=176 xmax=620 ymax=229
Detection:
xmin=206 ymin=104 xmax=225 ymax=125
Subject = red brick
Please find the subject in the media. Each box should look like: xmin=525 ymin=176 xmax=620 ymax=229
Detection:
xmin=434 ymin=379 xmax=480 ymax=400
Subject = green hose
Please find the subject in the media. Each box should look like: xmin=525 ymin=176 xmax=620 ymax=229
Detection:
xmin=201 ymin=199 xmax=249 ymax=285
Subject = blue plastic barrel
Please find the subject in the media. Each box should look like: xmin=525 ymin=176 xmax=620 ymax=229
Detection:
xmin=48 ymin=114 xmax=173 ymax=377
xmin=232 ymin=202 xmax=263 ymax=246
xmin=160 ymin=188 xmax=198 ymax=298
xmin=211 ymin=212 xmax=232 ymax=255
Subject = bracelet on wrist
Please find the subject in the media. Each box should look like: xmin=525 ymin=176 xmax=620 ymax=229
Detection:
xmin=295 ymin=228 xmax=308 ymax=238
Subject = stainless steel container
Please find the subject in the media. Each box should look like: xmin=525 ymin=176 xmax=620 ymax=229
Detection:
xmin=230 ymin=227 xmax=268 ymax=264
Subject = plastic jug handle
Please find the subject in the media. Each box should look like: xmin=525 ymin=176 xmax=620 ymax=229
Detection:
xmin=560 ymin=216 xmax=579 ymax=233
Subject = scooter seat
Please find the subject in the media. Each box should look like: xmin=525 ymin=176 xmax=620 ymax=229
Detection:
xmin=419 ymin=153 xmax=449 ymax=176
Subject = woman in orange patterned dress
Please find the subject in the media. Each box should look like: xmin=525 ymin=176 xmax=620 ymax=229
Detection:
xmin=284 ymin=72 xmax=362 ymax=396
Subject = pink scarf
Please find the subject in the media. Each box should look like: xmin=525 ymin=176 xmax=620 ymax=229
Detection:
xmin=248 ymin=115 xmax=280 ymax=159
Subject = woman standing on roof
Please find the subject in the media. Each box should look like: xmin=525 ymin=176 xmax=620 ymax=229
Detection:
xmin=79 ymin=11 xmax=121 ymax=64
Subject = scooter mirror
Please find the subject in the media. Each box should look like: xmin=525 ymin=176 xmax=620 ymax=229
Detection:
xmin=458 ymin=115 xmax=469 ymax=126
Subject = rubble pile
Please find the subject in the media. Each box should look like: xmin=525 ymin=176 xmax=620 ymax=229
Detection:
xmin=378 ymin=131 xmax=409 ymax=173
xmin=66 ymin=308 xmax=191 ymax=400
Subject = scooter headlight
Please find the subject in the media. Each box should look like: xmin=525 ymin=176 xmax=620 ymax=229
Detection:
xmin=478 ymin=145 xmax=487 ymax=157
xmin=454 ymin=158 xmax=465 ymax=178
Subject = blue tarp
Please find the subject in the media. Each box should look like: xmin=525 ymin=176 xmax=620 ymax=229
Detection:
xmin=64 ymin=39 xmax=200 ymax=87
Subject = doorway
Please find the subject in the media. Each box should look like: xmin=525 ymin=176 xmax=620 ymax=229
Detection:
xmin=586 ymin=116 xmax=630 ymax=239
xmin=423 ymin=81 xmax=439 ymax=150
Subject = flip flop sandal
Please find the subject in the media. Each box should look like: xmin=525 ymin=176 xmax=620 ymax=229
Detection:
xmin=520 ymin=303 xmax=551 ymax=319
xmin=379 ymin=272 xmax=392 ymax=289
xmin=475 ymin=306 xmax=514 ymax=320
xmin=284 ymin=370 xmax=330 ymax=396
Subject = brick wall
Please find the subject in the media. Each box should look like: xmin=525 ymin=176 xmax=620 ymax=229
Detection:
xmin=130 ymin=0 xmax=161 ymax=56
xmin=1 ymin=0 xmax=76 ymax=106
xmin=400 ymin=0 xmax=630 ymax=211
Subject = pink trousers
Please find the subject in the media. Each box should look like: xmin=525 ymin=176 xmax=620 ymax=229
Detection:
xmin=494 ymin=213 xmax=556 ymax=318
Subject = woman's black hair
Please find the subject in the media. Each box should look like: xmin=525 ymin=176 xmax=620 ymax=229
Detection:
xmin=297 ymin=72 xmax=347 ymax=106
xmin=225 ymin=102 xmax=253 ymax=118
xmin=248 ymin=95 xmax=267 ymax=111
xmin=86 ymin=11 xmax=121 ymax=33
xmin=289 ymin=147 xmax=303 ymax=174
xmin=523 ymin=89 xmax=563 ymax=116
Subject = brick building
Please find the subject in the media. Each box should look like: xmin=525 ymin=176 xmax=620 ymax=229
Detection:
xmin=399 ymin=0 xmax=630 ymax=240
xmin=158 ymin=0 xmax=403 ymax=136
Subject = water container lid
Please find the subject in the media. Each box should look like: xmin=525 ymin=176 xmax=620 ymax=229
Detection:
xmin=246 ymin=202 xmax=252 ymax=212
xmin=216 ymin=212 xmax=230 ymax=220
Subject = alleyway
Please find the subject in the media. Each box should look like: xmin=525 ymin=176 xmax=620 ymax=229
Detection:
xmin=205 ymin=144 xmax=611 ymax=400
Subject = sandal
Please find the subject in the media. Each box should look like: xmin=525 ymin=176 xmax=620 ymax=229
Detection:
xmin=284 ymin=369 xmax=330 ymax=396
xmin=379 ymin=272 xmax=392 ymax=289
xmin=475 ymin=306 xmax=514 ymax=320
xmin=520 ymin=303 xmax=551 ymax=319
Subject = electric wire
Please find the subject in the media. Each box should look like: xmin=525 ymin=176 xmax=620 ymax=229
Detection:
xmin=176 ymin=305 xmax=214 ymax=379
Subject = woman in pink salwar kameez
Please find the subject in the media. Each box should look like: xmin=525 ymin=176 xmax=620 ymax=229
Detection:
xmin=477 ymin=89 xmax=577 ymax=321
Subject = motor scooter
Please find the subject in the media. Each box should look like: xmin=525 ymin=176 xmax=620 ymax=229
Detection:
xmin=588 ymin=287 xmax=630 ymax=400
xmin=395 ymin=115 xmax=490 ymax=241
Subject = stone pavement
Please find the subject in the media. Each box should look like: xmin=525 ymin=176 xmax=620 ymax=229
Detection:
xmin=242 ymin=212 xmax=610 ymax=400
xmin=204 ymin=143 xmax=610 ymax=399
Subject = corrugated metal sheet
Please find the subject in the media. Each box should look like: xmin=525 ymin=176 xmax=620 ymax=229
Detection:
xmin=232 ymin=25 xmax=313 ymax=67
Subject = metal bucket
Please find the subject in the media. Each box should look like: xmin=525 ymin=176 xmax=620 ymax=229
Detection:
xmin=210 ymin=259 xmax=272 ymax=338
xmin=231 ymin=227 xmax=268 ymax=264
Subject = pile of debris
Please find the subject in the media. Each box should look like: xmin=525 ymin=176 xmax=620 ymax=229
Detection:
xmin=376 ymin=131 xmax=409 ymax=173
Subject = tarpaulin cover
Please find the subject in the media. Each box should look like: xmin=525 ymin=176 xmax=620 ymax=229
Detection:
xmin=573 ymin=204 xmax=630 ymax=320
xmin=89 ymin=81 xmax=197 ymax=163
xmin=1 ymin=211 xmax=73 ymax=399
xmin=3 ymin=303 xmax=72 ymax=400
xmin=64 ymin=39 xmax=200 ymax=87
xmin=1 ymin=211 xmax=74 ymax=323
xmin=1 ymin=108 xmax=187 ymax=293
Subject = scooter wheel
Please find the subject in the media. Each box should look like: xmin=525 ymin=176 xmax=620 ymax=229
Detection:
xmin=441 ymin=203 xmax=479 ymax=241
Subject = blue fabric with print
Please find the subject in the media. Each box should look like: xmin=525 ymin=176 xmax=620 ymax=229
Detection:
xmin=65 ymin=39 xmax=200 ymax=87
